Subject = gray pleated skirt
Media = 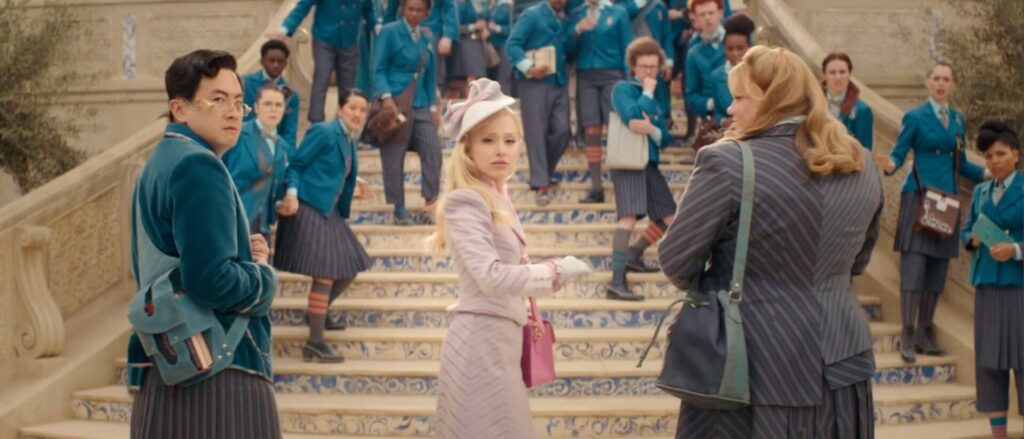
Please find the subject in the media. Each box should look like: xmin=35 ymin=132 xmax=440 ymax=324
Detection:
xmin=452 ymin=38 xmax=487 ymax=78
xmin=675 ymin=378 xmax=874 ymax=439
xmin=611 ymin=164 xmax=677 ymax=220
xmin=130 ymin=369 xmax=281 ymax=439
xmin=893 ymin=192 xmax=960 ymax=258
xmin=975 ymin=285 xmax=1024 ymax=370
xmin=274 ymin=201 xmax=372 ymax=280
xmin=576 ymin=69 xmax=624 ymax=127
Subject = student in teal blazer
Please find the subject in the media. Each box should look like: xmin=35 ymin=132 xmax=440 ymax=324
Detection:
xmin=487 ymin=0 xmax=514 ymax=94
xmin=277 ymin=0 xmax=380 ymax=123
xmin=128 ymin=50 xmax=279 ymax=438
xmin=683 ymin=0 xmax=725 ymax=119
xmin=373 ymin=0 xmax=444 ymax=225
xmin=385 ymin=0 xmax=457 ymax=91
xmin=878 ymin=62 xmax=986 ymax=364
xmin=821 ymin=52 xmax=873 ymax=150
xmin=566 ymin=0 xmax=632 ymax=204
xmin=506 ymin=0 xmax=573 ymax=204
xmin=961 ymin=121 xmax=1023 ymax=436
xmin=242 ymin=40 xmax=300 ymax=148
xmin=275 ymin=90 xmax=374 ymax=363
xmin=708 ymin=12 xmax=752 ymax=125
xmin=223 ymin=84 xmax=291 ymax=240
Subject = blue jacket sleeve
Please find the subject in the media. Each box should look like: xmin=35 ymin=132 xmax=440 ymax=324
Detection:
xmin=443 ymin=0 xmax=459 ymax=40
xmin=490 ymin=5 xmax=511 ymax=36
xmin=658 ymin=8 xmax=674 ymax=63
xmin=169 ymin=153 xmax=276 ymax=313
xmin=373 ymin=29 xmax=394 ymax=98
xmin=889 ymin=111 xmax=917 ymax=170
xmin=505 ymin=13 xmax=532 ymax=66
xmin=385 ymin=0 xmax=398 ymax=22
xmin=618 ymin=11 xmax=633 ymax=73
xmin=613 ymin=84 xmax=660 ymax=123
xmin=287 ymin=125 xmax=329 ymax=195
xmin=684 ymin=54 xmax=710 ymax=115
xmin=854 ymin=104 xmax=873 ymax=150
xmin=959 ymin=132 xmax=985 ymax=182
xmin=282 ymin=0 xmax=317 ymax=35
xmin=961 ymin=184 xmax=983 ymax=247
xmin=363 ymin=0 xmax=379 ymax=25
xmin=339 ymin=147 xmax=359 ymax=219
xmin=281 ymin=92 xmax=301 ymax=149
xmin=423 ymin=50 xmax=437 ymax=106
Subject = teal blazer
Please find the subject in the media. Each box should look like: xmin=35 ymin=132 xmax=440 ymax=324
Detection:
xmin=127 ymin=123 xmax=277 ymax=388
xmin=373 ymin=21 xmax=437 ymax=109
xmin=489 ymin=1 xmax=513 ymax=49
xmin=840 ymin=100 xmax=873 ymax=150
xmin=282 ymin=0 xmax=379 ymax=48
xmin=506 ymin=2 xmax=572 ymax=87
xmin=458 ymin=0 xmax=487 ymax=31
xmin=612 ymin=78 xmax=671 ymax=165
xmin=709 ymin=63 xmax=730 ymax=124
xmin=962 ymin=174 xmax=1024 ymax=287
xmin=565 ymin=3 xmax=631 ymax=72
xmin=222 ymin=120 xmax=290 ymax=235
xmin=242 ymin=71 xmax=300 ymax=150
xmin=286 ymin=119 xmax=358 ymax=218
xmin=684 ymin=38 xmax=724 ymax=117
xmin=889 ymin=102 xmax=985 ymax=194
xmin=385 ymin=0 xmax=459 ymax=41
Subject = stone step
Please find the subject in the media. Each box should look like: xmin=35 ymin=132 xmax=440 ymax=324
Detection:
xmin=353 ymin=181 xmax=687 ymax=206
xmin=350 ymin=203 xmax=619 ymax=225
xmin=355 ymin=164 xmax=692 ymax=187
xmin=356 ymin=147 xmax=695 ymax=172
xmin=872 ymin=385 xmax=983 ymax=426
xmin=67 ymin=388 xmax=678 ymax=437
xmin=274 ymin=272 xmax=883 ymax=320
xmin=267 ymin=323 xmax=901 ymax=362
xmin=112 ymin=353 xmax=959 ymax=397
xmin=268 ymin=294 xmax=883 ymax=330
xmin=359 ymin=246 xmax=657 ymax=273
xmin=350 ymin=224 xmax=652 ymax=250
xmin=876 ymin=418 xmax=1024 ymax=439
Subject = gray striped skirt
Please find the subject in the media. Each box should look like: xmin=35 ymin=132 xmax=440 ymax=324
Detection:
xmin=130 ymin=369 xmax=281 ymax=439
xmin=975 ymin=285 xmax=1024 ymax=370
xmin=675 ymin=377 xmax=874 ymax=439
xmin=274 ymin=201 xmax=372 ymax=280
xmin=452 ymin=38 xmax=487 ymax=78
xmin=893 ymin=192 xmax=960 ymax=258
xmin=611 ymin=164 xmax=677 ymax=220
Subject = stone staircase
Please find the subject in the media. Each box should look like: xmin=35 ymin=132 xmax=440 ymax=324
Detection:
xmin=19 ymin=143 xmax=1022 ymax=438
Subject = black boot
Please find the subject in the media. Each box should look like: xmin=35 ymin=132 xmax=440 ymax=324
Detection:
xmin=625 ymin=246 xmax=660 ymax=273
xmin=606 ymin=267 xmax=645 ymax=301
xmin=580 ymin=189 xmax=605 ymax=204
xmin=914 ymin=325 xmax=946 ymax=356
xmin=302 ymin=341 xmax=345 ymax=363
xmin=899 ymin=326 xmax=917 ymax=364
xmin=325 ymin=317 xmax=347 ymax=331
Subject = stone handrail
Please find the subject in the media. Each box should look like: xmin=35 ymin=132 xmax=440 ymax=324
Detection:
xmin=747 ymin=0 xmax=981 ymax=310
xmin=0 ymin=0 xmax=301 ymax=364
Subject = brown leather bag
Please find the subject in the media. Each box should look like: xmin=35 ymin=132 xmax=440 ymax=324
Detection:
xmin=364 ymin=49 xmax=428 ymax=145
xmin=691 ymin=115 xmax=722 ymax=153
xmin=911 ymin=139 xmax=962 ymax=239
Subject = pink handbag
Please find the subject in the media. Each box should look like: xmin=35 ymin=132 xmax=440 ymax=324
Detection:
xmin=521 ymin=296 xmax=556 ymax=388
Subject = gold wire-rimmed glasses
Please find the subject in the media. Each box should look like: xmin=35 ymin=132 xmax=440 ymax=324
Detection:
xmin=180 ymin=96 xmax=252 ymax=116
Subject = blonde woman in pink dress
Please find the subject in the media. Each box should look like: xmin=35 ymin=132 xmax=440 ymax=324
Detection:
xmin=427 ymin=78 xmax=593 ymax=438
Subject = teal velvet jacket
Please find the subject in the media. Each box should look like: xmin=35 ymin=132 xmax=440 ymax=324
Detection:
xmin=286 ymin=118 xmax=359 ymax=218
xmin=612 ymin=78 xmax=671 ymax=165
xmin=127 ymin=123 xmax=277 ymax=390
xmin=888 ymin=102 xmax=984 ymax=194
xmin=962 ymin=172 xmax=1024 ymax=288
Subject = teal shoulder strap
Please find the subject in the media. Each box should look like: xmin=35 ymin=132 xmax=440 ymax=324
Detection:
xmin=729 ymin=140 xmax=755 ymax=299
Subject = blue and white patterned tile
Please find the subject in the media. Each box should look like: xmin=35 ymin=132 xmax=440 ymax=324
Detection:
xmin=541 ymin=415 xmax=676 ymax=437
xmin=280 ymin=412 xmax=433 ymax=436
xmin=358 ymin=169 xmax=690 ymax=187
xmin=350 ymin=208 xmax=620 ymax=225
xmin=873 ymin=365 xmax=956 ymax=386
xmin=274 ymin=374 xmax=662 ymax=397
xmin=274 ymin=339 xmax=666 ymax=362
xmin=367 ymin=254 xmax=623 ymax=273
xmin=269 ymin=309 xmax=665 ymax=329
xmin=872 ymin=333 xmax=899 ymax=354
xmin=120 ymin=14 xmax=137 ymax=80
xmin=874 ymin=399 xmax=980 ymax=425
xmin=355 ymin=228 xmax=636 ymax=249
xmin=72 ymin=398 xmax=131 ymax=423
xmin=863 ymin=304 xmax=882 ymax=321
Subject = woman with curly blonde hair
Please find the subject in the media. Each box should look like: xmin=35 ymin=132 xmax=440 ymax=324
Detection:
xmin=659 ymin=46 xmax=883 ymax=437
xmin=426 ymin=78 xmax=591 ymax=438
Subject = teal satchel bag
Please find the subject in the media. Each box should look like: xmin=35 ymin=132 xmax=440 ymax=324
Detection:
xmin=127 ymin=194 xmax=250 ymax=387
xmin=638 ymin=140 xmax=754 ymax=410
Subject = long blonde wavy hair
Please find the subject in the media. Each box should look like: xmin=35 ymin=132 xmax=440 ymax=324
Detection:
xmin=425 ymin=108 xmax=524 ymax=256
xmin=724 ymin=46 xmax=865 ymax=175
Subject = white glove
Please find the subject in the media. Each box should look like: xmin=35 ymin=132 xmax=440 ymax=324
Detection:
xmin=555 ymin=256 xmax=592 ymax=280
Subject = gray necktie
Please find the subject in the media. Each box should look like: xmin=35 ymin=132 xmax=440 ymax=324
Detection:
xmin=993 ymin=181 xmax=1005 ymax=204
xmin=939 ymin=106 xmax=950 ymax=129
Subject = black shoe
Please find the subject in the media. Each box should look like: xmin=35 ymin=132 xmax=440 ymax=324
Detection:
xmin=606 ymin=283 xmax=645 ymax=301
xmin=626 ymin=255 xmax=660 ymax=273
xmin=302 ymin=342 xmax=345 ymax=363
xmin=579 ymin=190 xmax=605 ymax=204
xmin=325 ymin=317 xmax=346 ymax=331
xmin=899 ymin=326 xmax=917 ymax=364
xmin=394 ymin=210 xmax=415 ymax=226
xmin=914 ymin=326 xmax=946 ymax=356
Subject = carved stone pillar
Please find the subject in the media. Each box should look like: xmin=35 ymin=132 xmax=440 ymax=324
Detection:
xmin=13 ymin=226 xmax=65 ymax=359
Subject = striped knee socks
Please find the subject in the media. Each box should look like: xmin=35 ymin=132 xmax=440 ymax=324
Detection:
xmin=991 ymin=416 xmax=1007 ymax=438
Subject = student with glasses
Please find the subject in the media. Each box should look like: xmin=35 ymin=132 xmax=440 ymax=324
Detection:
xmin=128 ymin=49 xmax=280 ymax=439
